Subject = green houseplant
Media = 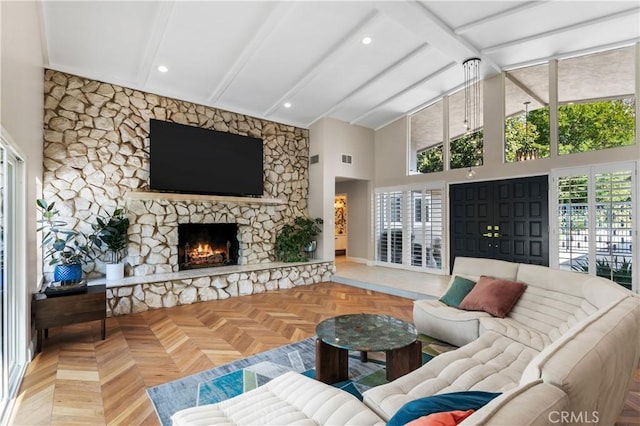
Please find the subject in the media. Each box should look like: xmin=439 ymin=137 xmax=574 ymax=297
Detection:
xmin=36 ymin=199 xmax=100 ymax=282
xmin=275 ymin=217 xmax=323 ymax=262
xmin=571 ymin=256 xmax=633 ymax=291
xmin=95 ymin=207 xmax=129 ymax=280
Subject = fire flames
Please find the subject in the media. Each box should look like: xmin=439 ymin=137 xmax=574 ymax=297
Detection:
xmin=187 ymin=243 xmax=227 ymax=265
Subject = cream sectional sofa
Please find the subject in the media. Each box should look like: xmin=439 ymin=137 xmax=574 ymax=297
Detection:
xmin=172 ymin=257 xmax=639 ymax=425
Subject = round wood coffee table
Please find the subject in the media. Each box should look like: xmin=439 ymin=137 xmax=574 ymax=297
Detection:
xmin=315 ymin=313 xmax=422 ymax=384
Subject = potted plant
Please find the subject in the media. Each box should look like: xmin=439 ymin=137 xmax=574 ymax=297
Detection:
xmin=275 ymin=216 xmax=323 ymax=262
xmin=95 ymin=207 xmax=129 ymax=280
xmin=36 ymin=199 xmax=100 ymax=283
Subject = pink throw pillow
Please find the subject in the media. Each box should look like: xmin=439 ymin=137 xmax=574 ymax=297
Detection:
xmin=405 ymin=409 xmax=475 ymax=426
xmin=458 ymin=276 xmax=527 ymax=318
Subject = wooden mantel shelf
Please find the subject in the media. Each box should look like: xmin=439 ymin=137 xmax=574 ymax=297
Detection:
xmin=125 ymin=191 xmax=284 ymax=205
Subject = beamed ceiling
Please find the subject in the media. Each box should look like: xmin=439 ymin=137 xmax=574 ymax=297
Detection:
xmin=40 ymin=1 xmax=640 ymax=130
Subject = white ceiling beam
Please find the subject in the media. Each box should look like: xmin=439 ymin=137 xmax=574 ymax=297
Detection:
xmin=207 ymin=2 xmax=295 ymax=105
xmin=311 ymin=43 xmax=432 ymax=125
xmin=376 ymin=1 xmax=501 ymax=74
xmin=505 ymin=37 xmax=640 ymax=71
xmin=455 ymin=1 xmax=548 ymax=34
xmin=263 ymin=9 xmax=382 ymax=117
xmin=136 ymin=1 xmax=176 ymax=87
xmin=482 ymin=7 xmax=640 ymax=54
xmin=506 ymin=73 xmax=547 ymax=106
xmin=350 ymin=61 xmax=457 ymax=126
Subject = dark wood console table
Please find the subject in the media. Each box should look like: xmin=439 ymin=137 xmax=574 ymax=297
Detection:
xmin=32 ymin=284 xmax=107 ymax=352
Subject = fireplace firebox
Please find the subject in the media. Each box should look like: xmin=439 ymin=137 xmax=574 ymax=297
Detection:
xmin=178 ymin=223 xmax=239 ymax=270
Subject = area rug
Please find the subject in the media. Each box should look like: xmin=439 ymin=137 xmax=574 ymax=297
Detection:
xmin=147 ymin=334 xmax=456 ymax=425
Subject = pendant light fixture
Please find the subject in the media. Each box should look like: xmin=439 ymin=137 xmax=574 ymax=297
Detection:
xmin=463 ymin=57 xmax=481 ymax=178
xmin=516 ymin=101 xmax=539 ymax=162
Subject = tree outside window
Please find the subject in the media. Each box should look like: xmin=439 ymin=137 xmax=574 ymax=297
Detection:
xmin=557 ymin=47 xmax=635 ymax=155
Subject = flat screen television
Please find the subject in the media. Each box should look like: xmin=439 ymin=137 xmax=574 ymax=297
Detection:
xmin=149 ymin=119 xmax=264 ymax=196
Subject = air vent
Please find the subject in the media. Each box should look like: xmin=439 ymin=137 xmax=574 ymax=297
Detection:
xmin=341 ymin=154 xmax=353 ymax=165
xmin=310 ymin=154 xmax=319 ymax=164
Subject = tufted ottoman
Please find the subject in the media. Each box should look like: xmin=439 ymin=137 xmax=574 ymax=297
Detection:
xmin=171 ymin=371 xmax=385 ymax=425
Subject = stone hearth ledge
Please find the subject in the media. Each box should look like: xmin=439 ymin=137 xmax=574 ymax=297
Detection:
xmin=88 ymin=260 xmax=334 ymax=316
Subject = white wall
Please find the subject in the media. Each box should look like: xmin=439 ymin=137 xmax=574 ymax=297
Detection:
xmin=1 ymin=0 xmax=45 ymax=350
xmin=309 ymin=118 xmax=374 ymax=260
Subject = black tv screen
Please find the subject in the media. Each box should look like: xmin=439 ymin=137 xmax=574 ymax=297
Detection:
xmin=149 ymin=119 xmax=264 ymax=196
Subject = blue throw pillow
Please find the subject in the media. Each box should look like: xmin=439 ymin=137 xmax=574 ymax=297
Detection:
xmin=386 ymin=391 xmax=501 ymax=426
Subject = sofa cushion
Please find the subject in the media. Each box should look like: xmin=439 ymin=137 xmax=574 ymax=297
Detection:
xmin=450 ymin=257 xmax=519 ymax=282
xmin=362 ymin=331 xmax=539 ymax=421
xmin=386 ymin=391 xmax=501 ymax=426
xmin=171 ymin=371 xmax=385 ymax=426
xmin=519 ymin=296 xmax=640 ymax=426
xmin=413 ymin=299 xmax=490 ymax=347
xmin=459 ymin=276 xmax=527 ymax=318
xmin=515 ymin=263 xmax=628 ymax=309
xmin=440 ymin=276 xmax=476 ymax=308
xmin=479 ymin=317 xmax=552 ymax=351
xmin=459 ymin=380 xmax=569 ymax=426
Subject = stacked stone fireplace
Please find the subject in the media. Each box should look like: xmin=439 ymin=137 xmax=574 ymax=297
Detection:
xmin=178 ymin=223 xmax=239 ymax=270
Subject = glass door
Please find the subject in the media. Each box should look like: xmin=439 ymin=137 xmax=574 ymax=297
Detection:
xmin=0 ymin=140 xmax=25 ymax=419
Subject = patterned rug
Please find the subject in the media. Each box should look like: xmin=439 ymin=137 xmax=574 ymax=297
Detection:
xmin=147 ymin=334 xmax=456 ymax=425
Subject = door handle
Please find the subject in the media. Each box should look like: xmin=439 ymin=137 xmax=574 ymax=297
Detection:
xmin=482 ymin=232 xmax=492 ymax=237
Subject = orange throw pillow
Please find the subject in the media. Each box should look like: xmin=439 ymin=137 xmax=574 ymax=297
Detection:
xmin=458 ymin=276 xmax=527 ymax=318
xmin=406 ymin=409 xmax=475 ymax=426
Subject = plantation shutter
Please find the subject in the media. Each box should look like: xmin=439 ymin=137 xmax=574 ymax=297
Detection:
xmin=553 ymin=163 xmax=635 ymax=291
xmin=557 ymin=175 xmax=589 ymax=272
xmin=408 ymin=189 xmax=443 ymax=269
xmin=375 ymin=191 xmax=403 ymax=264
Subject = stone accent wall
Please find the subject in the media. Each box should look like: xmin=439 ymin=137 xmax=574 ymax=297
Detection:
xmin=107 ymin=262 xmax=334 ymax=316
xmin=43 ymin=70 xmax=310 ymax=279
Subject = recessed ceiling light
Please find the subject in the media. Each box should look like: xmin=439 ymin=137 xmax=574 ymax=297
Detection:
xmin=157 ymin=65 xmax=168 ymax=73
xmin=284 ymin=102 xmax=292 ymax=108
xmin=361 ymin=36 xmax=372 ymax=45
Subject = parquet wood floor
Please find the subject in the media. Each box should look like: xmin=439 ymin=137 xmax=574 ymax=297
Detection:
xmin=9 ymin=282 xmax=640 ymax=425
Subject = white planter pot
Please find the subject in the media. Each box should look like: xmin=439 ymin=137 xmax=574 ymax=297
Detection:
xmin=106 ymin=263 xmax=125 ymax=281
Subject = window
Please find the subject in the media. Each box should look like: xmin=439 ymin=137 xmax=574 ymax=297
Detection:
xmin=376 ymin=185 xmax=444 ymax=271
xmin=411 ymin=101 xmax=443 ymax=174
xmin=504 ymin=63 xmax=550 ymax=162
xmin=557 ymin=47 xmax=635 ymax=155
xmin=449 ymin=83 xmax=483 ymax=170
xmin=552 ymin=163 xmax=636 ymax=291
xmin=410 ymin=82 xmax=484 ymax=174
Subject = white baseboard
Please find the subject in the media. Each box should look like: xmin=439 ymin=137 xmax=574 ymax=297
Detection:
xmin=345 ymin=256 xmax=368 ymax=264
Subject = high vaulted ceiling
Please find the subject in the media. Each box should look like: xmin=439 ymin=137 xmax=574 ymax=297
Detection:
xmin=40 ymin=1 xmax=640 ymax=130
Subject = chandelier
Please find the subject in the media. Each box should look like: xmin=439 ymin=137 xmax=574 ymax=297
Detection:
xmin=463 ymin=58 xmax=481 ymax=135
xmin=463 ymin=57 xmax=481 ymax=177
